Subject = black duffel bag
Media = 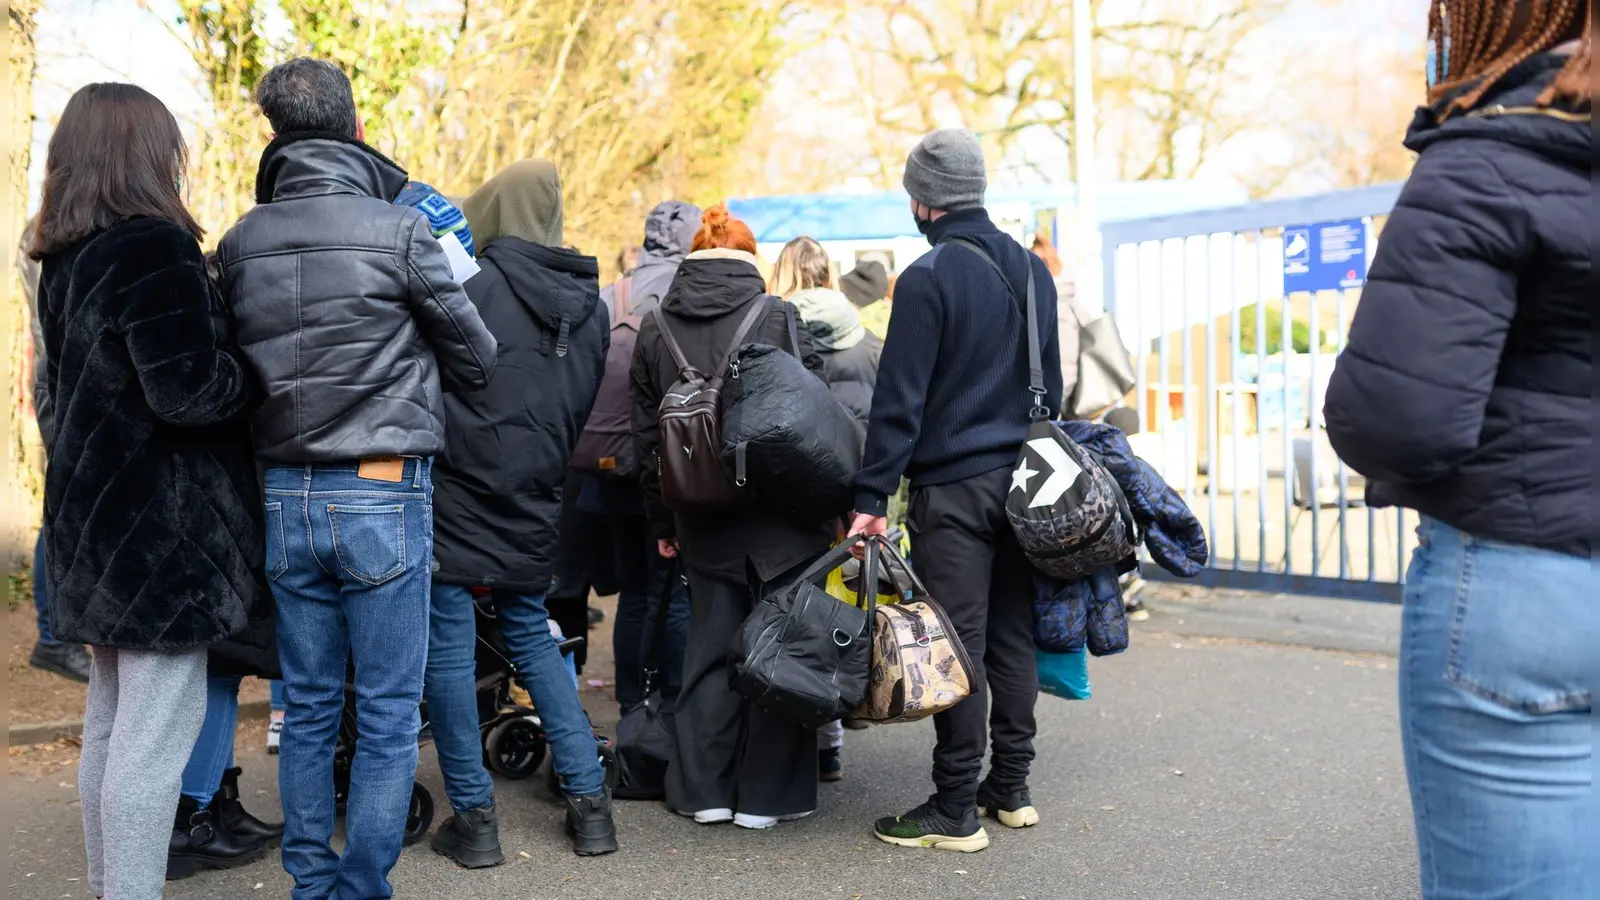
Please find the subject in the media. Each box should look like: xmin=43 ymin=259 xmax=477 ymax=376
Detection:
xmin=729 ymin=537 xmax=877 ymax=729
xmin=720 ymin=301 xmax=861 ymax=522
xmin=613 ymin=561 xmax=683 ymax=801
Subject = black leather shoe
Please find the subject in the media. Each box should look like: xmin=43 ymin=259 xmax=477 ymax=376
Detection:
xmin=214 ymin=767 xmax=284 ymax=843
xmin=168 ymin=796 xmax=268 ymax=880
xmin=29 ymin=641 xmax=90 ymax=683
xmin=431 ymin=804 xmax=505 ymax=868
xmin=564 ymin=791 xmax=619 ymax=856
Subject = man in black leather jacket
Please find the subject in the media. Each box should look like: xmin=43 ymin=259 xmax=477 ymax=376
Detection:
xmin=215 ymin=58 xmax=496 ymax=900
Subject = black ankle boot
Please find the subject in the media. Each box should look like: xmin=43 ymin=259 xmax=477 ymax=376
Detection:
xmin=564 ymin=790 xmax=619 ymax=857
xmin=430 ymin=804 xmax=505 ymax=869
xmin=214 ymin=767 xmax=284 ymax=843
xmin=168 ymin=795 xmax=269 ymax=880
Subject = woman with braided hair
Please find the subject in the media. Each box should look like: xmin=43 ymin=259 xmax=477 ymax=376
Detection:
xmin=1323 ymin=3 xmax=1592 ymax=898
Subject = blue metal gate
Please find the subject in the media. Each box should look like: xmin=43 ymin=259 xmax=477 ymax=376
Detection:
xmin=1098 ymin=184 xmax=1412 ymax=603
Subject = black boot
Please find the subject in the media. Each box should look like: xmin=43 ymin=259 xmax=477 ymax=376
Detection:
xmin=29 ymin=641 xmax=91 ymax=683
xmin=214 ymin=767 xmax=284 ymax=843
xmin=168 ymin=796 xmax=268 ymax=880
xmin=430 ymin=804 xmax=505 ymax=869
xmin=564 ymin=791 xmax=619 ymax=857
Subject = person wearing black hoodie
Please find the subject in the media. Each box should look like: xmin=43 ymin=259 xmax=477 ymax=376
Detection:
xmin=423 ymin=159 xmax=617 ymax=862
xmin=1322 ymin=7 xmax=1591 ymax=898
xmin=849 ymin=129 xmax=1062 ymax=853
xmin=630 ymin=206 xmax=833 ymax=830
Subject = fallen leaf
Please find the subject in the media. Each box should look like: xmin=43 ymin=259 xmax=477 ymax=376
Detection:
xmin=954 ymin=870 xmax=968 ymax=876
xmin=519 ymin=851 xmax=532 ymax=859
xmin=1100 ymin=805 xmax=1116 ymax=811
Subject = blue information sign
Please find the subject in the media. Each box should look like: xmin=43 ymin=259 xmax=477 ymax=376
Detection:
xmin=1283 ymin=218 xmax=1368 ymax=292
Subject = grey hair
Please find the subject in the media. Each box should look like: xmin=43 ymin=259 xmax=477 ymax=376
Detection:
xmin=255 ymin=58 xmax=358 ymax=138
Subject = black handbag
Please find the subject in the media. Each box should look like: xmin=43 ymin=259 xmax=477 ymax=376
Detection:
xmin=729 ymin=536 xmax=878 ymax=729
xmin=720 ymin=302 xmax=861 ymax=522
xmin=612 ymin=561 xmax=682 ymax=801
xmin=1068 ymin=313 xmax=1138 ymax=419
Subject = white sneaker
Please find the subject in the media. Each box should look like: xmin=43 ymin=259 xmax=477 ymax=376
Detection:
xmin=734 ymin=810 xmax=814 ymax=830
xmin=266 ymin=719 xmax=283 ymax=754
xmin=689 ymin=808 xmax=733 ymax=824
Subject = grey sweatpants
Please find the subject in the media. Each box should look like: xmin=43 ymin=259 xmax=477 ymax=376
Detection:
xmin=79 ymin=646 xmax=208 ymax=899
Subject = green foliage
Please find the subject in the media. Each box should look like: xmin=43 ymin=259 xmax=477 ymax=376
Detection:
xmin=1238 ymin=303 xmax=1312 ymax=355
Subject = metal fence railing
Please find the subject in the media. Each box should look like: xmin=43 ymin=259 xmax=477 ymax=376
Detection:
xmin=1099 ymin=183 xmax=1411 ymax=603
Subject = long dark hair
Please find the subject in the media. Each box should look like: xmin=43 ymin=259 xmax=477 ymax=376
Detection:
xmin=29 ymin=83 xmax=202 ymax=259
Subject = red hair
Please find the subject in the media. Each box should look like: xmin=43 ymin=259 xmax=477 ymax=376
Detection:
xmin=691 ymin=204 xmax=758 ymax=255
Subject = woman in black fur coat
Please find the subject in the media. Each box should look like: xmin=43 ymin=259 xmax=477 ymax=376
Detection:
xmin=30 ymin=83 xmax=267 ymax=900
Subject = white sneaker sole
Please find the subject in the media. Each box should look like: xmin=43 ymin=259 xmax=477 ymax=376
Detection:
xmin=874 ymin=828 xmax=991 ymax=853
xmin=995 ymin=806 xmax=1041 ymax=828
xmin=682 ymin=808 xmax=733 ymax=825
xmin=733 ymin=810 xmax=814 ymax=830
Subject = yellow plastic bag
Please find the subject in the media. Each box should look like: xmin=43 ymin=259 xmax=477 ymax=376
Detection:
xmin=824 ymin=536 xmax=912 ymax=607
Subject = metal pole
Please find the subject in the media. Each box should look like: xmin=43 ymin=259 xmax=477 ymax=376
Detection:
xmin=1073 ymin=0 xmax=1099 ymax=313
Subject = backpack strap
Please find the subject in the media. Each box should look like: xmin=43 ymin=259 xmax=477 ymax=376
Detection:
xmin=613 ymin=276 xmax=634 ymax=317
xmin=943 ymin=238 xmax=1047 ymax=421
xmin=653 ymin=296 xmax=769 ymax=381
xmin=780 ymin=299 xmax=801 ymax=355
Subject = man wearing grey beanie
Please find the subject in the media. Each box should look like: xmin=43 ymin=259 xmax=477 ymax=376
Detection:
xmin=849 ymin=128 xmax=1063 ymax=853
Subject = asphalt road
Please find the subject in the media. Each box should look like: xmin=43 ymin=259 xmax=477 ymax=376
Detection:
xmin=7 ymin=588 xmax=1418 ymax=900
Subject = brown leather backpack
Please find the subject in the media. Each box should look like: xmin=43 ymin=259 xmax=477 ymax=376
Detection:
xmin=653 ymin=298 xmax=770 ymax=512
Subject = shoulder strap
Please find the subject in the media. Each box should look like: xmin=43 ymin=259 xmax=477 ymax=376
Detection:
xmin=613 ymin=276 xmax=634 ymax=318
xmin=714 ymin=296 xmax=773 ymax=376
xmin=780 ymin=298 xmax=801 ymax=356
xmin=641 ymin=559 xmax=680 ymax=693
xmin=943 ymin=238 xmax=1047 ymax=421
xmin=652 ymin=308 xmax=697 ymax=378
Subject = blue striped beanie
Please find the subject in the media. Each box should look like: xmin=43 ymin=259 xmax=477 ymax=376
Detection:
xmin=395 ymin=181 xmax=475 ymax=257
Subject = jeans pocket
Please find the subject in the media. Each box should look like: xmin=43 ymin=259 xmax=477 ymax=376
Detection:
xmin=263 ymin=502 xmax=288 ymax=582
xmin=1445 ymin=540 xmax=1593 ymax=716
xmin=326 ymin=504 xmax=408 ymax=586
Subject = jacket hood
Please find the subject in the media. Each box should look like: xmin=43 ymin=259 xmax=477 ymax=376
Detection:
xmin=460 ymin=159 xmax=564 ymax=249
xmin=480 ymin=237 xmax=600 ymax=333
xmin=256 ymin=133 xmax=409 ymax=205
xmin=661 ymin=250 xmax=768 ymax=320
xmin=788 ymin=287 xmax=866 ymax=351
xmin=642 ymin=200 xmax=701 ymax=263
xmin=1406 ymin=52 xmax=1590 ymax=167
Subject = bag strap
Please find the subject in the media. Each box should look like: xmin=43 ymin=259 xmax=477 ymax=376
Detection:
xmin=640 ymin=558 xmax=680 ymax=697
xmin=869 ymin=534 xmax=930 ymax=600
xmin=715 ymin=297 xmax=774 ymax=378
xmin=781 ymin=300 xmax=801 ymax=355
xmin=614 ymin=276 xmax=634 ymax=318
xmin=943 ymin=238 xmax=1048 ymax=422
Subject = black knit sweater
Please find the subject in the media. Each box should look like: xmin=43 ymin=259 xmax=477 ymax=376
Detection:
xmin=853 ymin=209 xmax=1063 ymax=515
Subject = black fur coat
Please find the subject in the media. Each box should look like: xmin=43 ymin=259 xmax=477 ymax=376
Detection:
xmin=37 ymin=217 xmax=269 ymax=651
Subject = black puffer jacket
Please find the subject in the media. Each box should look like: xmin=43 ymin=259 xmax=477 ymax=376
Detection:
xmin=37 ymin=218 xmax=268 ymax=650
xmin=1324 ymin=53 xmax=1590 ymax=558
xmin=432 ymin=238 xmax=608 ymax=591
xmin=217 ymin=133 xmax=497 ymax=463
xmin=630 ymin=250 xmax=834 ymax=582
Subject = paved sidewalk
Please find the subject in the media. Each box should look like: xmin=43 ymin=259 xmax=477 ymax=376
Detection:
xmin=6 ymin=593 xmax=1418 ymax=900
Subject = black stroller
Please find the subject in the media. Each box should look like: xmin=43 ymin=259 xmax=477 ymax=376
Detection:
xmin=332 ymin=589 xmax=618 ymax=845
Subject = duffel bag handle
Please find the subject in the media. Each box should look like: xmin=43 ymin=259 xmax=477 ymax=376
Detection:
xmin=869 ymin=534 xmax=932 ymax=601
xmin=794 ymin=536 xmax=880 ymax=618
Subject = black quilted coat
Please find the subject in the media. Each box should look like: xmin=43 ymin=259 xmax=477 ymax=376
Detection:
xmin=36 ymin=218 xmax=269 ymax=650
xmin=1324 ymin=53 xmax=1590 ymax=558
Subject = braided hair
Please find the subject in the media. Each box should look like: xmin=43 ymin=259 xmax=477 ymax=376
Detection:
xmin=1428 ymin=0 xmax=1591 ymax=119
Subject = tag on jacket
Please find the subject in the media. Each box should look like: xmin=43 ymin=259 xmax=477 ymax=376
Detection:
xmin=358 ymin=457 xmax=405 ymax=483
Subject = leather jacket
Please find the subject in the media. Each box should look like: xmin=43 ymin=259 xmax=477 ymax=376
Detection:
xmin=218 ymin=133 xmax=497 ymax=463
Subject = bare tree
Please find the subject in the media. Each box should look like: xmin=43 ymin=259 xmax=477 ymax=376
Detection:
xmin=6 ymin=0 xmax=45 ymax=562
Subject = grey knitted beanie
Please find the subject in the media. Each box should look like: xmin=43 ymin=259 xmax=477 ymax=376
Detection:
xmin=902 ymin=128 xmax=987 ymax=211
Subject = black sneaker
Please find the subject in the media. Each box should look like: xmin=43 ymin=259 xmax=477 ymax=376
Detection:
xmin=873 ymin=801 xmax=989 ymax=853
xmin=818 ymin=747 xmax=843 ymax=783
xmin=977 ymin=780 xmax=1040 ymax=829
xmin=29 ymin=641 xmax=90 ymax=683
xmin=565 ymin=791 xmax=619 ymax=856
xmin=430 ymin=805 xmax=505 ymax=869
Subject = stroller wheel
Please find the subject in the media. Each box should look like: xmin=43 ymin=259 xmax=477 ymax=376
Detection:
xmin=403 ymin=783 xmax=434 ymax=847
xmin=485 ymin=717 xmax=547 ymax=780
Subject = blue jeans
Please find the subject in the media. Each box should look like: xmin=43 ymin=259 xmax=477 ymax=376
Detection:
xmin=34 ymin=529 xmax=57 ymax=646
xmin=265 ymin=461 xmax=433 ymax=900
xmin=498 ymin=589 xmax=605 ymax=796
xmin=181 ymin=675 xmax=242 ymax=805
xmin=423 ymin=582 xmax=495 ymax=813
xmin=271 ymin=679 xmax=286 ymax=712
xmin=1400 ymin=518 xmax=1596 ymax=900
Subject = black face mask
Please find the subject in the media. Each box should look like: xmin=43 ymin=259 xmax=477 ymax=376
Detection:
xmin=914 ymin=209 xmax=936 ymax=236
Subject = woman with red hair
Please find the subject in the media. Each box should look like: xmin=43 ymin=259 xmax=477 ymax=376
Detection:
xmin=629 ymin=205 xmax=833 ymax=829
